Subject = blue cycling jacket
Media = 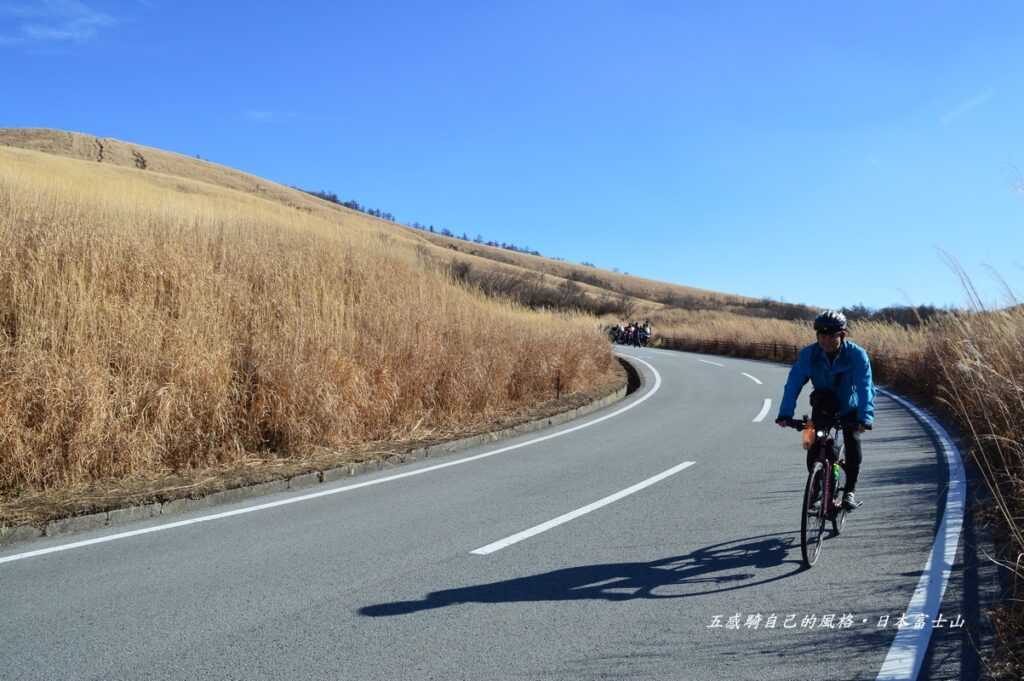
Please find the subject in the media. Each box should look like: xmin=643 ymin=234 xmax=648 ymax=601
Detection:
xmin=777 ymin=339 xmax=875 ymax=424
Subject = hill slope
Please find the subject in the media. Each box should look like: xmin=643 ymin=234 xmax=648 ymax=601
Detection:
xmin=0 ymin=135 xmax=620 ymax=502
xmin=0 ymin=128 xmax=813 ymax=319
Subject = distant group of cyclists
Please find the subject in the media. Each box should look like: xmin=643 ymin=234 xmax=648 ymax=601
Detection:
xmin=608 ymin=320 xmax=652 ymax=347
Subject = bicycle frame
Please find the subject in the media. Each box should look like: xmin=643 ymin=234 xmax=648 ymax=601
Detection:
xmin=814 ymin=426 xmax=846 ymax=518
xmin=785 ymin=414 xmax=854 ymax=567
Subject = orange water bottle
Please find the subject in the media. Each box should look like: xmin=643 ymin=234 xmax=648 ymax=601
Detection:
xmin=802 ymin=419 xmax=815 ymax=450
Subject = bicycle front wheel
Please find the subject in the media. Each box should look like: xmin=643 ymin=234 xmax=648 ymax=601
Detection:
xmin=801 ymin=463 xmax=827 ymax=567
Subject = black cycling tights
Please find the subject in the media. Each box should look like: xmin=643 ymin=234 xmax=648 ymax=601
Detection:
xmin=806 ymin=427 xmax=862 ymax=493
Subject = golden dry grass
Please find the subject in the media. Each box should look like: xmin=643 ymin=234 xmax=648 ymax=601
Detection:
xmin=0 ymin=128 xmax=377 ymax=223
xmin=930 ymin=307 xmax=1024 ymax=543
xmin=636 ymin=308 xmax=927 ymax=362
xmin=0 ymin=129 xmax=771 ymax=317
xmin=0 ymin=144 xmax=616 ymax=498
xmin=415 ymin=229 xmax=751 ymax=309
xmin=928 ymin=304 xmax=1024 ymax=678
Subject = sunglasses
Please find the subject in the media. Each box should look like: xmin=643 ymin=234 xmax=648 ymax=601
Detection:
xmin=816 ymin=330 xmax=841 ymax=337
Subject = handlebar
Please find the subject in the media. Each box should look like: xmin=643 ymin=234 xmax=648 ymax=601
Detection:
xmin=778 ymin=416 xmax=872 ymax=431
xmin=781 ymin=418 xmax=806 ymax=431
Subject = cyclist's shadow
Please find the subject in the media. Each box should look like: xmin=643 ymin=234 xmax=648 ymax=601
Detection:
xmin=359 ymin=532 xmax=802 ymax=617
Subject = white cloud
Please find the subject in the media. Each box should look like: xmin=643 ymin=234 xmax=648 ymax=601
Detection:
xmin=940 ymin=90 xmax=994 ymax=126
xmin=0 ymin=0 xmax=115 ymax=46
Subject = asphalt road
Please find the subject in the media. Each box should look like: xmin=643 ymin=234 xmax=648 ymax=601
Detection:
xmin=0 ymin=348 xmax=961 ymax=681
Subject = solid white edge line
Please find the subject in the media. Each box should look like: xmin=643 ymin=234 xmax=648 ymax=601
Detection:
xmin=741 ymin=372 xmax=763 ymax=385
xmin=874 ymin=387 xmax=966 ymax=681
xmin=753 ymin=398 xmax=771 ymax=423
xmin=0 ymin=356 xmax=664 ymax=566
xmin=470 ymin=461 xmax=696 ymax=555
xmin=698 ymin=359 xmax=725 ymax=367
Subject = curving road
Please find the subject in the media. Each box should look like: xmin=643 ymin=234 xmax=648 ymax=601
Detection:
xmin=0 ymin=348 xmax=966 ymax=681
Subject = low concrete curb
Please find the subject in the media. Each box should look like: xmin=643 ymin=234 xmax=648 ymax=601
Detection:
xmin=1 ymin=364 xmax=632 ymax=549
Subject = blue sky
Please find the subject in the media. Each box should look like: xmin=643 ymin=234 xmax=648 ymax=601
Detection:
xmin=3 ymin=1 xmax=1022 ymax=309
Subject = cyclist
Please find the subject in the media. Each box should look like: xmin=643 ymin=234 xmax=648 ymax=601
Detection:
xmin=775 ymin=310 xmax=875 ymax=510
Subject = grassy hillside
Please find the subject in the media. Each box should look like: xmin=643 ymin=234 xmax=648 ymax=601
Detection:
xmin=0 ymin=128 xmax=815 ymax=321
xmin=0 ymin=137 xmax=619 ymax=499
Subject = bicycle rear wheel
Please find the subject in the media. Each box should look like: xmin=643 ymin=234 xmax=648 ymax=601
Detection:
xmin=801 ymin=463 xmax=827 ymax=567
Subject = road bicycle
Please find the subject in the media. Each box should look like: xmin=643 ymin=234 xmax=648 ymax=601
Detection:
xmin=781 ymin=414 xmax=870 ymax=567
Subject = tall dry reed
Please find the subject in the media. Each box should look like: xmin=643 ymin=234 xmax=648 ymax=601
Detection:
xmin=634 ymin=308 xmax=933 ymax=392
xmin=0 ymin=148 xmax=615 ymax=497
xmin=929 ymin=302 xmax=1024 ymax=677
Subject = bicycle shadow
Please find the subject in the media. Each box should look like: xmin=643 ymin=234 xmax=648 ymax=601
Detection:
xmin=359 ymin=532 xmax=804 ymax=617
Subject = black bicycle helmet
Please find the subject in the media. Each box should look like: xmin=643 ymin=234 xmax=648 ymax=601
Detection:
xmin=814 ymin=309 xmax=847 ymax=334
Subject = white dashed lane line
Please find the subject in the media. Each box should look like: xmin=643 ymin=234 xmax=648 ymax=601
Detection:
xmin=741 ymin=372 xmax=763 ymax=385
xmin=753 ymin=399 xmax=772 ymax=422
xmin=698 ymin=359 xmax=724 ymax=367
xmin=471 ymin=461 xmax=697 ymax=555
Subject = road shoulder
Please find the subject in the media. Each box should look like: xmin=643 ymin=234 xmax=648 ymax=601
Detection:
xmin=0 ymin=358 xmax=635 ymax=547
